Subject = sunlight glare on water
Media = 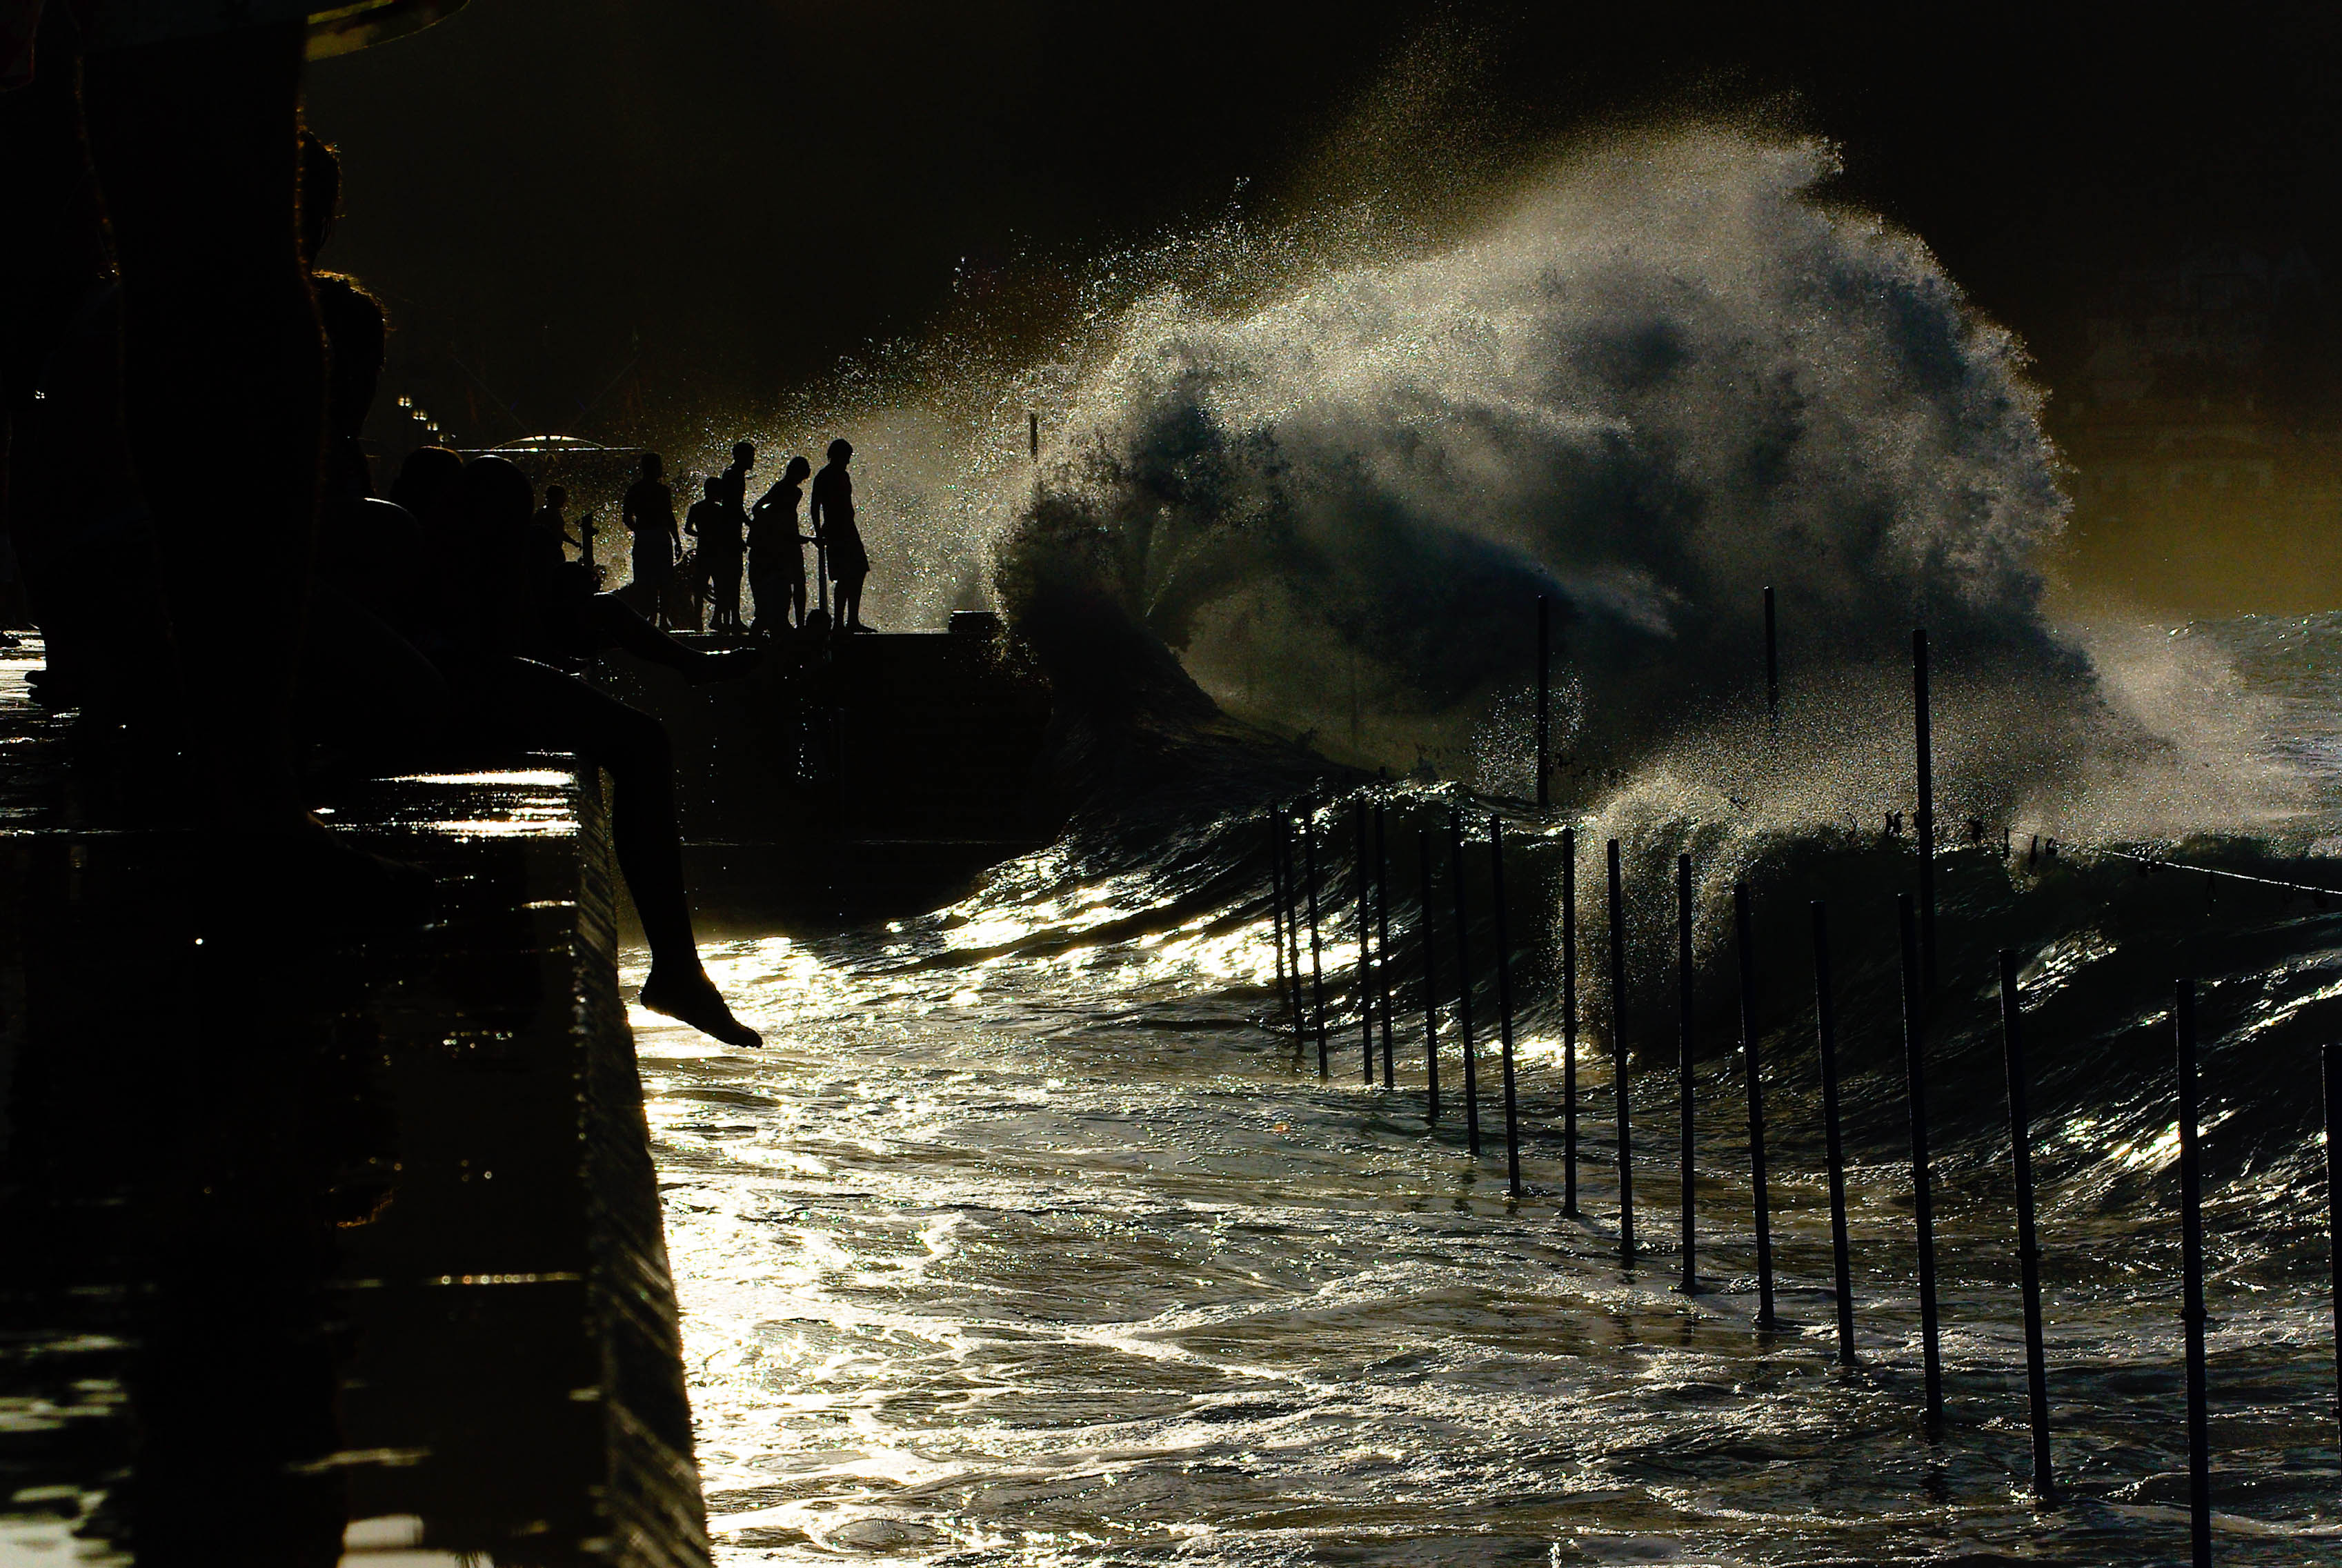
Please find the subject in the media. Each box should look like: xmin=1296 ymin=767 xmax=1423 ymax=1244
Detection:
xmin=624 ymin=617 xmax=2342 ymax=1565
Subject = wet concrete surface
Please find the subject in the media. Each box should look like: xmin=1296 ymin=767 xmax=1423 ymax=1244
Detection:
xmin=0 ymin=642 xmax=708 ymax=1565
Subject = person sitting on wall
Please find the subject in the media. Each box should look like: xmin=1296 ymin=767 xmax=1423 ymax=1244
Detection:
xmin=438 ymin=454 xmax=761 ymax=1046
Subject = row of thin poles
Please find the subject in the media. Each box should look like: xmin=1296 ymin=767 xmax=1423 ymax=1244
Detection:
xmin=1256 ymin=595 xmax=2338 ymax=1560
xmin=1268 ymin=800 xmax=1536 ymax=1186
xmin=1262 ymin=799 xmax=2341 ymax=1560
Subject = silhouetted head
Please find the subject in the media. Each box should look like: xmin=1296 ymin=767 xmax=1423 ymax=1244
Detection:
xmin=639 ymin=452 xmax=664 ymax=480
xmin=462 ymin=454 xmax=535 ymax=531
xmin=732 ymin=441 xmax=755 ymax=466
xmin=784 ymin=455 xmax=812 ymax=484
xmin=702 ymin=475 xmax=722 ymax=498
xmin=299 ymin=130 xmax=341 ymax=267
xmin=389 ymin=445 xmax=466 ymax=524
xmin=826 ymin=438 xmax=852 ymax=464
xmin=545 ymin=483 xmax=567 ymax=510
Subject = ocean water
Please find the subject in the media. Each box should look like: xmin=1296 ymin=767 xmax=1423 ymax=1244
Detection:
xmin=626 ymin=617 xmax=2342 ymax=1567
xmin=623 ymin=130 xmax=2342 ymax=1565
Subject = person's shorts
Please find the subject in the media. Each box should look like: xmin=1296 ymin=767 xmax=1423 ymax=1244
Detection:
xmin=751 ymin=554 xmax=805 ymax=588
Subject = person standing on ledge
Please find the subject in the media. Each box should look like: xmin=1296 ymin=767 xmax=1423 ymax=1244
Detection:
xmin=622 ymin=450 xmax=680 ymax=627
xmin=700 ymin=441 xmax=752 ymax=635
xmin=810 ymin=437 xmax=871 ymax=632
xmin=684 ymin=474 xmax=744 ymax=633
xmin=748 ymin=453 xmax=811 ymax=633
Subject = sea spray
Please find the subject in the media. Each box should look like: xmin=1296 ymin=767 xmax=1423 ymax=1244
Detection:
xmin=1000 ymin=133 xmax=2072 ymax=771
xmin=735 ymin=127 xmax=2298 ymax=851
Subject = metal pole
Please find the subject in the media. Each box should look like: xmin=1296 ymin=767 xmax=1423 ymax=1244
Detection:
xmin=1678 ymin=853 xmax=1696 ymax=1293
xmin=1304 ymin=800 xmax=1327 ymax=1078
xmin=1451 ymin=814 xmax=1480 ymax=1157
xmin=1901 ymin=894 xmax=1943 ymax=1433
xmin=2178 ymin=979 xmax=2210 ymax=1568
xmin=2000 ymin=949 xmax=2054 ymax=1503
xmin=1376 ymin=804 xmax=1395 ymax=1089
xmin=2328 ymin=1040 xmax=2342 ymax=1456
xmin=1813 ymin=901 xmax=1855 ymax=1367
xmin=1029 ymin=410 xmax=1040 ymax=461
xmin=1492 ymin=817 xmax=1522 ymax=1198
xmin=1562 ymin=825 xmax=1580 ymax=1217
xmin=1280 ymin=815 xmax=1306 ymax=1056
xmin=1536 ymin=595 xmax=1551 ymax=812
xmin=1278 ymin=816 xmax=1306 ymax=1058
xmin=1268 ymin=815 xmax=1289 ymax=1041
xmin=1356 ymin=800 xmax=1375 ymax=1085
xmin=1763 ymin=584 xmax=1779 ymax=720
xmin=1418 ymin=830 xmax=1440 ymax=1122
xmin=1914 ymin=628 xmax=1937 ymax=995
xmin=1738 ymin=883 xmax=1775 ymax=1330
xmin=1609 ymin=837 xmax=1634 ymax=1262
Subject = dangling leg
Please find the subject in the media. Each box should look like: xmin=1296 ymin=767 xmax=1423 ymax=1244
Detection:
xmin=486 ymin=657 xmax=759 ymax=1047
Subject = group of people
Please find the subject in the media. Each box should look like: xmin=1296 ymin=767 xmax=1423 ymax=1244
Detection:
xmin=614 ymin=437 xmax=872 ymax=637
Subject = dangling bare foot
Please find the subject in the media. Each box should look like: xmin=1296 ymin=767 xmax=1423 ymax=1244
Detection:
xmin=639 ymin=966 xmax=762 ymax=1048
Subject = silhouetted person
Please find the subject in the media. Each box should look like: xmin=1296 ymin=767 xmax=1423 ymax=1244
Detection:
xmin=811 ymin=437 xmax=871 ymax=632
xmin=748 ymin=453 xmax=811 ymax=633
xmin=540 ymin=482 xmax=602 ymax=584
xmin=717 ymin=439 xmax=754 ymax=515
xmin=518 ymin=479 xmax=573 ymax=605
xmin=535 ymin=482 xmax=581 ymax=550
xmin=688 ymin=468 xmax=746 ymax=634
xmin=671 ymin=522 xmax=708 ymax=633
xmin=623 ymin=450 xmax=681 ymax=628
xmin=713 ymin=441 xmax=754 ymax=630
xmin=576 ymin=504 xmax=601 ymax=582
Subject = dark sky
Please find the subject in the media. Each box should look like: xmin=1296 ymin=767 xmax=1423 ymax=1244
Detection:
xmin=304 ymin=1 xmax=2342 ymax=447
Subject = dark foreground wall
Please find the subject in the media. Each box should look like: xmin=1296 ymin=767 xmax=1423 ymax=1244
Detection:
xmin=0 ymin=649 xmax=708 ymax=1564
